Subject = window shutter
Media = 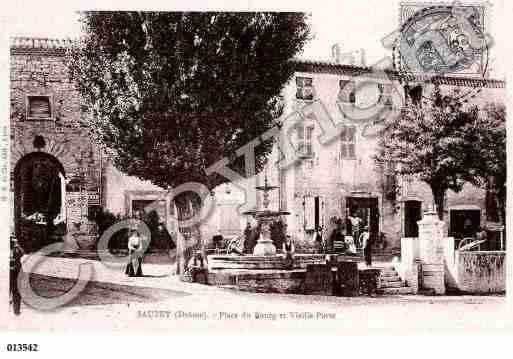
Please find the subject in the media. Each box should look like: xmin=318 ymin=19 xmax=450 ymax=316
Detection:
xmin=348 ymin=126 xmax=356 ymax=141
xmin=340 ymin=126 xmax=347 ymax=141
xmin=348 ymin=144 xmax=355 ymax=158
xmin=339 ymin=80 xmax=355 ymax=103
xmin=296 ymin=124 xmax=305 ymax=154
xmin=296 ymin=77 xmax=314 ymax=100
xmin=28 ymin=96 xmax=51 ymax=119
xmin=341 ymin=144 xmax=347 ymax=159
xmin=319 ymin=196 xmax=325 ymax=229
xmin=305 ymin=126 xmax=314 ymax=156
xmin=304 ymin=196 xmax=315 ymax=231
xmin=303 ymin=87 xmax=314 ymax=100
xmin=349 ymin=91 xmax=355 ymax=104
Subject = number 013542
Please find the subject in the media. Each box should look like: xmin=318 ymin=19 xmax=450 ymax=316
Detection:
xmin=6 ymin=344 xmax=39 ymax=352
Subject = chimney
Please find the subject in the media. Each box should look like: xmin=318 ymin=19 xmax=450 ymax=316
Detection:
xmin=331 ymin=43 xmax=342 ymax=63
xmin=354 ymin=49 xmax=366 ymax=67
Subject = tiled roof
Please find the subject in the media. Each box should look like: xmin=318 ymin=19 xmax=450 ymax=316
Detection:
xmin=292 ymin=57 xmax=505 ymax=89
xmin=10 ymin=37 xmax=75 ymax=55
xmin=9 ymin=37 xmax=505 ymax=89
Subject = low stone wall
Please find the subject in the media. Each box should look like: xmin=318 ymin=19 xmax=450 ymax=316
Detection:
xmin=207 ymin=253 xmax=361 ymax=271
xmin=208 ymin=270 xmax=306 ymax=293
xmin=395 ymin=238 xmax=419 ymax=294
xmin=455 ymin=251 xmax=505 ymax=293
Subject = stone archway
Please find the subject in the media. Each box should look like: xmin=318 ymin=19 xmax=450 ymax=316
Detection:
xmin=14 ymin=152 xmax=66 ymax=252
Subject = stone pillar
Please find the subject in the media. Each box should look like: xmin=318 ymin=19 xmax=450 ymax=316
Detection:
xmin=417 ymin=211 xmax=445 ymax=294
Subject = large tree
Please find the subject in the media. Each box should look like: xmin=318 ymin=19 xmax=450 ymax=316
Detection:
xmin=378 ymin=86 xmax=477 ymax=220
xmin=462 ymin=102 xmax=506 ymax=226
xmin=69 ymin=12 xmax=310 ymax=272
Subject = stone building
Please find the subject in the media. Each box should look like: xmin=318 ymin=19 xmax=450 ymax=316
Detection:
xmin=10 ymin=38 xmax=101 ymax=251
xmin=9 ymin=37 xmax=246 ymax=252
xmin=253 ymin=56 xmax=506 ymax=253
xmin=9 ymin=37 xmax=506 ymax=254
xmin=9 ymin=38 xmax=176 ymax=251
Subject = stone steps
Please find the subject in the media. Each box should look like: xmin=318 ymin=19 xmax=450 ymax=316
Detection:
xmin=380 ymin=280 xmax=404 ymax=288
xmin=378 ymin=286 xmax=414 ymax=295
xmin=377 ymin=267 xmax=413 ymax=294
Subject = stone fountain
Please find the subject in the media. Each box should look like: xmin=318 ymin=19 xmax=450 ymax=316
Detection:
xmin=243 ymin=174 xmax=290 ymax=255
xmin=205 ymin=173 xmax=334 ymax=294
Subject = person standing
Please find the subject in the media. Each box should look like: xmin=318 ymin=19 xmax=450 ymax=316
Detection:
xmin=463 ymin=217 xmax=473 ymax=238
xmin=348 ymin=212 xmax=362 ymax=249
xmin=475 ymin=226 xmax=488 ymax=250
xmin=10 ymin=235 xmax=25 ymax=316
xmin=212 ymin=229 xmax=224 ymax=254
xmin=329 ymin=220 xmax=345 ymax=253
xmin=360 ymin=226 xmax=372 ymax=267
xmin=282 ymin=235 xmax=295 ymax=269
xmin=126 ymin=229 xmax=144 ymax=277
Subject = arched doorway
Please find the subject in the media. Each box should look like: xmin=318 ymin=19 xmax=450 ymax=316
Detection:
xmin=14 ymin=152 xmax=66 ymax=252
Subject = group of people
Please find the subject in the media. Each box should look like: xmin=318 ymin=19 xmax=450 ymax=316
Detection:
xmin=322 ymin=213 xmax=373 ymax=266
xmin=123 ymin=212 xmax=375 ymax=279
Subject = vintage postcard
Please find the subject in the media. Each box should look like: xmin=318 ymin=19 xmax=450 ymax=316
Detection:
xmin=1 ymin=0 xmax=511 ymax=354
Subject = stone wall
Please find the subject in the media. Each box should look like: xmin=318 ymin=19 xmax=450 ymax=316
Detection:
xmin=261 ymin=68 xmax=505 ymax=254
xmin=455 ymin=251 xmax=505 ymax=293
xmin=442 ymin=236 xmax=505 ymax=293
xmin=10 ymin=44 xmax=103 ymax=245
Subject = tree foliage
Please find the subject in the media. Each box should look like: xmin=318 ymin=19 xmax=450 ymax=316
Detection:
xmin=70 ymin=12 xmax=310 ymax=191
xmin=69 ymin=12 xmax=311 ymax=272
xmin=377 ymin=86 xmax=505 ymax=221
xmin=462 ymin=102 xmax=506 ymax=224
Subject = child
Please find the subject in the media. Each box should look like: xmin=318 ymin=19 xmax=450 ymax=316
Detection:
xmin=282 ymin=235 xmax=295 ymax=269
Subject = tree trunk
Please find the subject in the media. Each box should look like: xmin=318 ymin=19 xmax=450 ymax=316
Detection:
xmin=496 ymin=189 xmax=506 ymax=249
xmin=431 ymin=186 xmax=446 ymax=220
xmin=174 ymin=191 xmax=204 ymax=275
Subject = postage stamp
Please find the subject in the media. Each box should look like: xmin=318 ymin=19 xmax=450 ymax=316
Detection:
xmin=0 ymin=0 xmax=510 ymax=355
xmin=396 ymin=2 xmax=490 ymax=77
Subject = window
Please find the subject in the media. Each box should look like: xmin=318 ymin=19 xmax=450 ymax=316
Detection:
xmin=130 ymin=197 xmax=167 ymax=221
xmin=27 ymin=95 xmax=53 ymax=120
xmin=296 ymin=77 xmax=314 ymax=100
xmin=304 ymin=195 xmax=324 ymax=231
xmin=296 ymin=124 xmax=315 ymax=158
xmin=404 ymin=84 xmax=423 ymax=106
xmin=378 ymin=83 xmax=393 ymax=108
xmin=132 ymin=199 xmax=154 ymax=218
xmin=338 ymin=80 xmax=355 ymax=104
xmin=340 ymin=125 xmax=356 ymax=159
xmin=87 ymin=205 xmax=102 ymax=219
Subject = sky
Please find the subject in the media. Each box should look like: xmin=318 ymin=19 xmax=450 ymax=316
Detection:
xmin=2 ymin=0 xmax=509 ymax=78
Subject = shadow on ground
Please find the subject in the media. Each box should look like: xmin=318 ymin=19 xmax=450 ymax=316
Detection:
xmin=27 ymin=274 xmax=191 ymax=307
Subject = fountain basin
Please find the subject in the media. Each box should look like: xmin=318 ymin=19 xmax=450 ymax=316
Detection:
xmin=206 ymin=254 xmax=364 ymax=294
xmin=208 ymin=268 xmax=306 ymax=293
xmin=252 ymin=239 xmax=276 ymax=256
xmin=207 ymin=253 xmax=330 ymax=270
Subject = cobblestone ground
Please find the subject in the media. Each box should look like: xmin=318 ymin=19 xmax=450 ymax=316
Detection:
xmin=3 ymin=255 xmax=510 ymax=332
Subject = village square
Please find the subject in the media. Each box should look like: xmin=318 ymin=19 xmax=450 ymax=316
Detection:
xmin=4 ymin=2 xmax=508 ymax=331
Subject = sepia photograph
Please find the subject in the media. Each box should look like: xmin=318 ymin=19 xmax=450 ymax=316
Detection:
xmin=0 ymin=0 xmax=511 ymax=353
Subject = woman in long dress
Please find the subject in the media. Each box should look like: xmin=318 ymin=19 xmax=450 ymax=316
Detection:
xmin=126 ymin=230 xmax=144 ymax=277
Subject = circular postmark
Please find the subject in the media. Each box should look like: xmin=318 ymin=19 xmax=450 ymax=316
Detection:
xmin=393 ymin=4 xmax=490 ymax=102
xmin=396 ymin=5 xmax=488 ymax=76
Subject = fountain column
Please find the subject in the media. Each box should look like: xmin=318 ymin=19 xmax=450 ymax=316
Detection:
xmin=244 ymin=173 xmax=289 ymax=256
